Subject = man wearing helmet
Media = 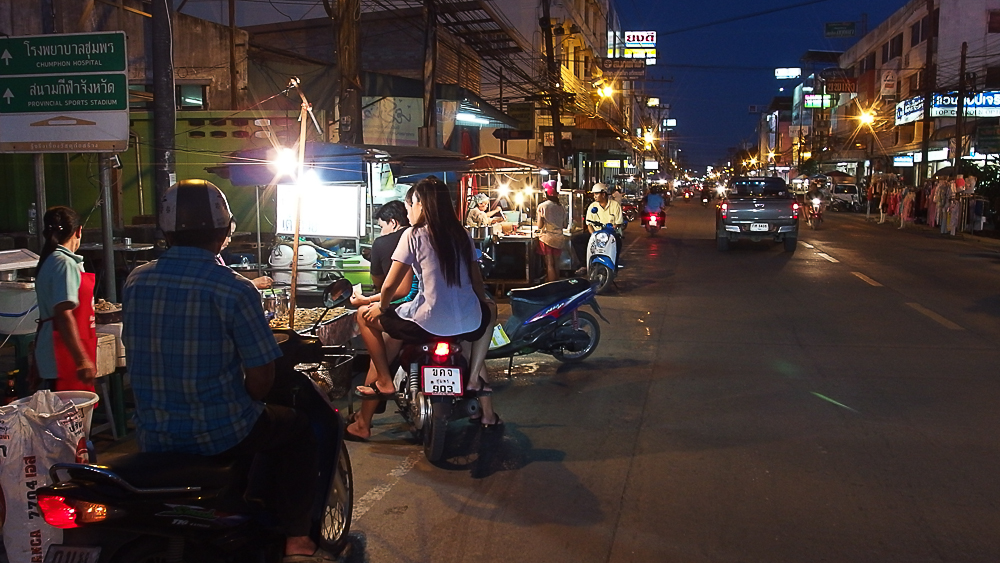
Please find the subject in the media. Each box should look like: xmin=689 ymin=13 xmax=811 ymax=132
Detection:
xmin=122 ymin=180 xmax=333 ymax=561
xmin=570 ymin=183 xmax=623 ymax=273
xmin=465 ymin=193 xmax=503 ymax=227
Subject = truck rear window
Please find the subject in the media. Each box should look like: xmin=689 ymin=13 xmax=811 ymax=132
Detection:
xmin=727 ymin=178 xmax=791 ymax=198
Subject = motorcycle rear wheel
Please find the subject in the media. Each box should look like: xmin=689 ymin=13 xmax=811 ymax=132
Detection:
xmin=319 ymin=445 xmax=353 ymax=554
xmin=551 ymin=311 xmax=600 ymax=362
xmin=589 ymin=263 xmax=613 ymax=294
xmin=424 ymin=400 xmax=450 ymax=462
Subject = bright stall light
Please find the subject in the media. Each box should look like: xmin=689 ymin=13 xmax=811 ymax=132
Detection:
xmin=270 ymin=147 xmax=298 ymax=179
xmin=497 ymin=183 xmax=511 ymax=197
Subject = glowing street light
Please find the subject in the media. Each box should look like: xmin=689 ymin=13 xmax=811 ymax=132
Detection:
xmin=858 ymin=111 xmax=875 ymax=127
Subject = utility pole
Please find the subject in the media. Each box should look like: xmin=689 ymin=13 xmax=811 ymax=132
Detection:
xmin=953 ymin=42 xmax=968 ymax=173
xmin=417 ymin=0 xmax=437 ymax=148
xmin=229 ymin=0 xmax=238 ymax=109
xmin=540 ymin=0 xmax=563 ymax=169
xmin=918 ymin=0 xmax=935 ymax=185
xmin=152 ymin=0 xmax=175 ymax=233
xmin=338 ymin=0 xmax=364 ymax=144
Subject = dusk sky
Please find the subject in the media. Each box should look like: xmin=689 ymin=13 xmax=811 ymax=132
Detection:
xmin=180 ymin=0 xmax=901 ymax=170
xmin=616 ymin=0 xmax=899 ymax=169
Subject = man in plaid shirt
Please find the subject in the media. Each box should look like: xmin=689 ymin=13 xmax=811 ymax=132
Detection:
xmin=123 ymin=180 xmax=334 ymax=562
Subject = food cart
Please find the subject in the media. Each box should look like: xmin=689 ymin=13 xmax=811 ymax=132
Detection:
xmin=212 ymin=142 xmax=470 ymax=342
xmin=461 ymin=154 xmax=577 ymax=285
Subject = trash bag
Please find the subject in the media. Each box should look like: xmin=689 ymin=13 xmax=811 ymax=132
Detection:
xmin=0 ymin=391 xmax=89 ymax=563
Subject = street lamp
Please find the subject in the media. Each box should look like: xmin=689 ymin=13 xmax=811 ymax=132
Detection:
xmin=857 ymin=109 xmax=877 ymax=219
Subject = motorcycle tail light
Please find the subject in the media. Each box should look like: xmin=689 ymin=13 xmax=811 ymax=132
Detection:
xmin=38 ymin=493 xmax=111 ymax=528
xmin=720 ymin=203 xmax=728 ymax=219
xmin=432 ymin=342 xmax=451 ymax=360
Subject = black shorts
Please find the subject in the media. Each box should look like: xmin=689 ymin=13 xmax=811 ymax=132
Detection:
xmin=381 ymin=299 xmax=491 ymax=343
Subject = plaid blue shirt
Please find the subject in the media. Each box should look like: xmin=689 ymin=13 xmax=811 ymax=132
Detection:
xmin=122 ymin=246 xmax=281 ymax=455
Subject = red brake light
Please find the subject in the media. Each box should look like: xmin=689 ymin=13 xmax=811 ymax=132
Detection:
xmin=792 ymin=202 xmax=800 ymax=218
xmin=720 ymin=203 xmax=728 ymax=219
xmin=38 ymin=493 xmax=109 ymax=528
xmin=433 ymin=342 xmax=451 ymax=359
xmin=38 ymin=494 xmax=79 ymax=529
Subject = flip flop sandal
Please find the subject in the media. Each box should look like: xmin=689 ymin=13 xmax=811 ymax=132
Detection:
xmin=282 ymin=547 xmax=338 ymax=562
xmin=354 ymin=383 xmax=395 ymax=401
xmin=481 ymin=413 xmax=504 ymax=431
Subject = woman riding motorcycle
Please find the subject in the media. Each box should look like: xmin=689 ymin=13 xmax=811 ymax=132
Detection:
xmin=347 ymin=177 xmax=500 ymax=441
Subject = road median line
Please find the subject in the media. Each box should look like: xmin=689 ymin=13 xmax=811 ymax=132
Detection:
xmin=905 ymin=302 xmax=964 ymax=330
xmin=851 ymin=272 xmax=883 ymax=286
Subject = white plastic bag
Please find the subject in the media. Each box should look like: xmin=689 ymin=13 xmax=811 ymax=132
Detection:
xmin=0 ymin=391 xmax=89 ymax=563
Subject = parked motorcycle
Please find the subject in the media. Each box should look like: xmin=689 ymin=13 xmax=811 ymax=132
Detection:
xmin=37 ymin=281 xmax=356 ymax=563
xmin=486 ymin=278 xmax=606 ymax=363
xmin=807 ymin=197 xmax=823 ymax=229
xmin=586 ymin=221 xmax=621 ymax=294
xmin=622 ymin=202 xmax=639 ymax=223
xmin=641 ymin=211 xmax=666 ymax=236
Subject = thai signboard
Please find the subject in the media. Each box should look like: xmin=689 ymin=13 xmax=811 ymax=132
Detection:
xmin=824 ymin=77 xmax=857 ymax=93
xmin=0 ymin=31 xmax=128 ymax=153
xmin=824 ymin=22 xmax=856 ymax=38
xmin=600 ymin=58 xmax=647 ymax=80
xmin=896 ymin=91 xmax=1000 ymax=125
xmin=621 ymin=31 xmax=656 ymax=64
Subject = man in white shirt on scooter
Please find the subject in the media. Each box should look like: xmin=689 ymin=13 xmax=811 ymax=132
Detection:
xmin=572 ymin=183 xmax=623 ymax=275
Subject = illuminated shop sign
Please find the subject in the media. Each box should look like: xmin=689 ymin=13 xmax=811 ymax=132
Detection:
xmin=894 ymin=155 xmax=914 ymax=167
xmin=775 ymin=68 xmax=802 ymax=79
xmin=624 ymin=31 xmax=656 ymax=47
xmin=604 ymin=160 xmax=622 ymax=168
xmin=804 ymin=94 xmax=833 ymax=108
xmin=896 ymin=91 xmax=1000 ymax=125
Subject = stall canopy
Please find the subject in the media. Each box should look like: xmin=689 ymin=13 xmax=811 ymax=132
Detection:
xmin=468 ymin=153 xmax=567 ymax=175
xmin=210 ymin=143 xmax=471 ymax=186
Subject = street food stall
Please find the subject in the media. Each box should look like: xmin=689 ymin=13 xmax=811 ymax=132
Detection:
xmin=212 ymin=142 xmax=470 ymax=343
xmin=461 ymin=154 xmax=578 ymax=285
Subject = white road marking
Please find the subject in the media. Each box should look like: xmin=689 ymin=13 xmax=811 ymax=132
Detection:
xmin=353 ymin=451 xmax=422 ymax=520
xmin=816 ymin=252 xmax=839 ymax=263
xmin=905 ymin=302 xmax=964 ymax=331
xmin=851 ymin=272 xmax=883 ymax=287
xmin=802 ymin=242 xmax=815 ymax=249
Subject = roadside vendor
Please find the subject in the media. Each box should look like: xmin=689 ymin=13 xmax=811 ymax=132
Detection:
xmin=466 ymin=194 xmax=503 ymax=227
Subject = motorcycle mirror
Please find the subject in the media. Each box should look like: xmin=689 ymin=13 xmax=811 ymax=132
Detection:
xmin=322 ymin=278 xmax=353 ymax=308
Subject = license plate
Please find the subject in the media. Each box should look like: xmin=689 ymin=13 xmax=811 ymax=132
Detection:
xmin=649 ymin=216 xmax=658 ymax=225
xmin=749 ymin=223 xmax=769 ymax=232
xmin=421 ymin=366 xmax=463 ymax=395
xmin=44 ymin=545 xmax=102 ymax=563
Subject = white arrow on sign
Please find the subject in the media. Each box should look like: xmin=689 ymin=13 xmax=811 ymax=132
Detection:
xmin=2 ymin=89 xmax=12 ymax=104
xmin=0 ymin=50 xmax=10 ymax=65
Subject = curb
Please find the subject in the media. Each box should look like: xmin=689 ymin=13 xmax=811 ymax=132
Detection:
xmin=841 ymin=210 xmax=1000 ymax=250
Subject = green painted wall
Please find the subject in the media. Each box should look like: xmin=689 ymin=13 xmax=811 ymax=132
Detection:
xmin=0 ymin=109 xmax=323 ymax=236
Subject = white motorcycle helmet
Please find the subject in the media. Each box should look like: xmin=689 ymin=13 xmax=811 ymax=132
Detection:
xmin=160 ymin=179 xmax=233 ymax=233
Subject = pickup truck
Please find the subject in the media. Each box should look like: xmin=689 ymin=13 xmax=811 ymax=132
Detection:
xmin=716 ymin=176 xmax=799 ymax=252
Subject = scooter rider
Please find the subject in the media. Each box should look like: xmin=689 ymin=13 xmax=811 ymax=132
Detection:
xmin=122 ymin=180 xmax=334 ymax=563
xmin=643 ymin=185 xmax=666 ymax=214
xmin=572 ymin=183 xmax=623 ymax=274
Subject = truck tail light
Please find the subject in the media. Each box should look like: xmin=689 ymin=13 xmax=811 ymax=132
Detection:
xmin=720 ymin=203 xmax=728 ymax=219
xmin=792 ymin=202 xmax=799 ymax=219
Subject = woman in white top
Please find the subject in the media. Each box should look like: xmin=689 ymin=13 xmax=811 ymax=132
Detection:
xmin=347 ymin=177 xmax=500 ymax=441
xmin=536 ymin=180 xmax=567 ymax=282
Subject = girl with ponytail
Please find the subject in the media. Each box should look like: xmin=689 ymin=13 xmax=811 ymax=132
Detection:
xmin=33 ymin=206 xmax=97 ymax=391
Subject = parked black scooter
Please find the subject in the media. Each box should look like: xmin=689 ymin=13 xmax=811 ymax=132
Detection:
xmin=37 ymin=281 xmax=356 ymax=563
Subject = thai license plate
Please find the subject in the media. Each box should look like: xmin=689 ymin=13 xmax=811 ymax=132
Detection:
xmin=421 ymin=366 xmax=463 ymax=395
xmin=749 ymin=223 xmax=769 ymax=232
xmin=44 ymin=545 xmax=102 ymax=563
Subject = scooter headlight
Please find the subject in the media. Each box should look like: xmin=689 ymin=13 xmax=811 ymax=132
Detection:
xmin=594 ymin=232 xmax=610 ymax=247
xmin=812 ymin=198 xmax=821 ymax=206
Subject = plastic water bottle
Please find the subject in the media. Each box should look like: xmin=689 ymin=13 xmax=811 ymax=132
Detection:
xmin=27 ymin=203 xmax=37 ymax=235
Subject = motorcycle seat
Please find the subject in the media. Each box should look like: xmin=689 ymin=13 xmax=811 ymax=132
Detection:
xmin=509 ymin=278 xmax=588 ymax=306
xmin=103 ymin=452 xmax=246 ymax=492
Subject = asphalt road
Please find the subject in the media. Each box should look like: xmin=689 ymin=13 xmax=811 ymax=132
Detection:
xmin=343 ymin=202 xmax=1000 ymax=563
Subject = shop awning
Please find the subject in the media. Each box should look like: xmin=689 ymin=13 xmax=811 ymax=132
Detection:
xmin=209 ymin=143 xmax=470 ymax=186
xmin=468 ymin=153 xmax=566 ymax=174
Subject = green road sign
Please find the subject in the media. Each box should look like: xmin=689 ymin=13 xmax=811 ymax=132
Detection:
xmin=0 ymin=32 xmax=126 ymax=76
xmin=0 ymin=74 xmax=127 ymax=113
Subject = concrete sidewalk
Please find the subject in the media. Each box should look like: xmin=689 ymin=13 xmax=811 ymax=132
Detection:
xmin=839 ymin=208 xmax=1000 ymax=250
